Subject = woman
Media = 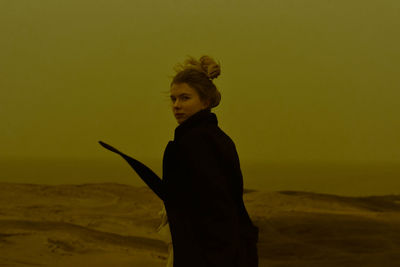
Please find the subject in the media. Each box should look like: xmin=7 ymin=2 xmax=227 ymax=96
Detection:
xmin=99 ymin=55 xmax=259 ymax=267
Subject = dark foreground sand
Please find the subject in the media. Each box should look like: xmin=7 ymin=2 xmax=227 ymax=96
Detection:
xmin=0 ymin=183 xmax=399 ymax=266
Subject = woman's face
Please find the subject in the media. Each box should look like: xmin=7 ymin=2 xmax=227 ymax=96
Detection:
xmin=170 ymin=83 xmax=209 ymax=124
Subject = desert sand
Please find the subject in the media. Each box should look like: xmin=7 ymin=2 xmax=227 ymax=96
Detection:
xmin=1 ymin=183 xmax=400 ymax=266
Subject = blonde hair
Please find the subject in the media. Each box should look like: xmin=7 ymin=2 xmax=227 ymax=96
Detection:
xmin=171 ymin=55 xmax=221 ymax=109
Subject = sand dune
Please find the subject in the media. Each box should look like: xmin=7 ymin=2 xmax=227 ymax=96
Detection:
xmin=1 ymin=183 xmax=400 ymax=266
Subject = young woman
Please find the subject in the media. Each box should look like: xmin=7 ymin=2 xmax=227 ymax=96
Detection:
xmin=99 ymin=55 xmax=259 ymax=267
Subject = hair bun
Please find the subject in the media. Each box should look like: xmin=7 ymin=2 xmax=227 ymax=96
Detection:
xmin=175 ymin=55 xmax=221 ymax=80
xmin=199 ymin=55 xmax=221 ymax=80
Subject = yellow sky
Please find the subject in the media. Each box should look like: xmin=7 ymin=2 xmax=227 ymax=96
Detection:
xmin=1 ymin=0 xmax=399 ymax=166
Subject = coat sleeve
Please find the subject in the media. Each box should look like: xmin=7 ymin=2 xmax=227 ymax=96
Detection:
xmin=98 ymin=141 xmax=166 ymax=201
xmin=177 ymin=133 xmax=240 ymax=266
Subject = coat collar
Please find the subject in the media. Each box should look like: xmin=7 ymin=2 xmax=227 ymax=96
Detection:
xmin=174 ymin=109 xmax=218 ymax=141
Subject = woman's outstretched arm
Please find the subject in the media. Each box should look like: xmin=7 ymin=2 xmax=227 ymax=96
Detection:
xmin=98 ymin=141 xmax=166 ymax=201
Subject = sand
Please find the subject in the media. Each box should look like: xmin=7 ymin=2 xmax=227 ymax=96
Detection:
xmin=1 ymin=183 xmax=400 ymax=266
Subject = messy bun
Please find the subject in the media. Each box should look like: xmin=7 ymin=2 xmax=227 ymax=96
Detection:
xmin=172 ymin=55 xmax=221 ymax=109
xmin=174 ymin=55 xmax=221 ymax=80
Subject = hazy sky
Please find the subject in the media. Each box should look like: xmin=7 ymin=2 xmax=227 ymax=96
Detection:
xmin=1 ymin=0 xmax=399 ymax=164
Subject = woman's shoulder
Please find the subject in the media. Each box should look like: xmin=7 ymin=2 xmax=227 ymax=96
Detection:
xmin=178 ymin=124 xmax=235 ymax=150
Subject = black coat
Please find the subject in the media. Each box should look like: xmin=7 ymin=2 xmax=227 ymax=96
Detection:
xmin=99 ymin=109 xmax=259 ymax=267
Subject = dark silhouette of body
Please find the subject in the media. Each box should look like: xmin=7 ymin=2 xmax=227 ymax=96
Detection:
xmin=100 ymin=109 xmax=258 ymax=267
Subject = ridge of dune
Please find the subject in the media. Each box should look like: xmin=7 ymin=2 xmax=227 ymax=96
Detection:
xmin=0 ymin=219 xmax=167 ymax=252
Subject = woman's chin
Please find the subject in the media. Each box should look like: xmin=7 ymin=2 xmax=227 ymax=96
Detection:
xmin=176 ymin=117 xmax=186 ymax=124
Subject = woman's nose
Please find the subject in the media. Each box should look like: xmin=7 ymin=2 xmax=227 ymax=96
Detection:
xmin=173 ymin=99 xmax=181 ymax=108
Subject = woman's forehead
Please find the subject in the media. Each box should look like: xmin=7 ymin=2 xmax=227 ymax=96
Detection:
xmin=170 ymin=83 xmax=195 ymax=96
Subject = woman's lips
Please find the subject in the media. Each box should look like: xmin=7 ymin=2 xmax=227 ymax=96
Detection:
xmin=175 ymin=113 xmax=184 ymax=117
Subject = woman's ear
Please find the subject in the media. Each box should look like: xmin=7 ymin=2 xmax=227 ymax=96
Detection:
xmin=202 ymin=99 xmax=211 ymax=109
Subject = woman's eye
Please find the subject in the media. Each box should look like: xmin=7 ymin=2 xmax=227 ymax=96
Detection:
xmin=182 ymin=96 xmax=190 ymax=100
